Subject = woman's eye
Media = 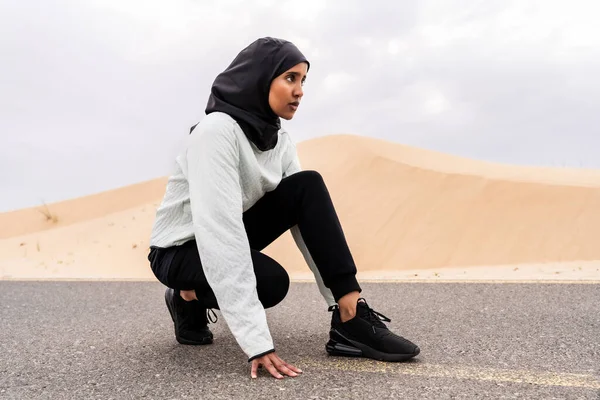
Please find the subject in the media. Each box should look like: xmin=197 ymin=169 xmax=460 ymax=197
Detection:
xmin=286 ymin=75 xmax=305 ymax=85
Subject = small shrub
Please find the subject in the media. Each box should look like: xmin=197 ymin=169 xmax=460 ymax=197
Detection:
xmin=38 ymin=202 xmax=58 ymax=223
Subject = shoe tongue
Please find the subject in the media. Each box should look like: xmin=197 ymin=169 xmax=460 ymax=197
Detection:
xmin=356 ymin=301 xmax=372 ymax=318
xmin=357 ymin=301 xmax=386 ymax=327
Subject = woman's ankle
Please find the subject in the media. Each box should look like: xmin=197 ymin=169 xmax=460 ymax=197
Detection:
xmin=179 ymin=289 xmax=198 ymax=302
xmin=338 ymin=291 xmax=360 ymax=322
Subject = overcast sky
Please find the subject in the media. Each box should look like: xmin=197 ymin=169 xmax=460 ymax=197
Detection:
xmin=1 ymin=0 xmax=599 ymax=212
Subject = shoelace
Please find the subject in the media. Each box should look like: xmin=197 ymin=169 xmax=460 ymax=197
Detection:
xmin=328 ymin=298 xmax=391 ymax=328
xmin=358 ymin=298 xmax=391 ymax=329
xmin=206 ymin=309 xmax=218 ymax=324
xmin=179 ymin=299 xmax=218 ymax=326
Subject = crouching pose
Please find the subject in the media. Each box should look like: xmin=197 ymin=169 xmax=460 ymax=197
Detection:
xmin=147 ymin=37 xmax=420 ymax=380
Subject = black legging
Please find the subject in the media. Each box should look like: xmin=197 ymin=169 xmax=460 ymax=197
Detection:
xmin=148 ymin=170 xmax=361 ymax=310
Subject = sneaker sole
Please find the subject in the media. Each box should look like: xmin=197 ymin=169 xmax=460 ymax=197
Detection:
xmin=164 ymin=289 xmax=213 ymax=346
xmin=326 ymin=328 xmax=419 ymax=362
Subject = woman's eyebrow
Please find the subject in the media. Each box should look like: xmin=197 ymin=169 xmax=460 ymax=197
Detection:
xmin=287 ymin=72 xmax=307 ymax=79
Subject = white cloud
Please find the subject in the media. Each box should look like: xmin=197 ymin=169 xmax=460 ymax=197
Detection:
xmin=1 ymin=0 xmax=599 ymax=211
xmin=280 ymin=0 xmax=328 ymax=23
xmin=422 ymin=88 xmax=449 ymax=115
xmin=321 ymin=72 xmax=358 ymax=93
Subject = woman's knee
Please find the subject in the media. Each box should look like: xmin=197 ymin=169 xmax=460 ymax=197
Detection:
xmin=252 ymin=251 xmax=290 ymax=308
xmin=271 ymin=267 xmax=290 ymax=306
xmin=288 ymin=170 xmax=328 ymax=194
xmin=294 ymin=170 xmax=324 ymax=184
xmin=262 ymin=267 xmax=290 ymax=308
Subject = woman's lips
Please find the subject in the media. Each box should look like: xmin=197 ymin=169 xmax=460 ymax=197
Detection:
xmin=289 ymin=102 xmax=299 ymax=111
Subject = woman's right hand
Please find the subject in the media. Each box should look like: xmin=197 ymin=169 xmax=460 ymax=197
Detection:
xmin=250 ymin=352 xmax=303 ymax=379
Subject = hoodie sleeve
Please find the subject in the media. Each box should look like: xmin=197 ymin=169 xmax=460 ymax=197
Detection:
xmin=282 ymin=140 xmax=337 ymax=308
xmin=186 ymin=121 xmax=275 ymax=361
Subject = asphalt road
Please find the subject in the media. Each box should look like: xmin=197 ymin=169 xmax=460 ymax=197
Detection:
xmin=1 ymin=281 xmax=599 ymax=399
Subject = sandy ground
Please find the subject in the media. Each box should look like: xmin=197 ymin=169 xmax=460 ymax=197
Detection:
xmin=2 ymin=134 xmax=600 ymax=282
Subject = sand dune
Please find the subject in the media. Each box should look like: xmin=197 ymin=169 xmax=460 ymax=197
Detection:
xmin=2 ymin=134 xmax=600 ymax=281
xmin=0 ymin=178 xmax=167 ymax=239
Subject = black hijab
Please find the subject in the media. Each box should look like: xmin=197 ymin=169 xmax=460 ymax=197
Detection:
xmin=196 ymin=37 xmax=310 ymax=151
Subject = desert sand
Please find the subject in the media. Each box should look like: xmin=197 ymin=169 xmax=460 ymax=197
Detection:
xmin=2 ymin=134 xmax=600 ymax=282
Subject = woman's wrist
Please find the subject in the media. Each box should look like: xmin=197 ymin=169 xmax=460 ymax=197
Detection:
xmin=248 ymin=348 xmax=276 ymax=363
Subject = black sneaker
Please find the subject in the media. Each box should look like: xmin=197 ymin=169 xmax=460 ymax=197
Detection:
xmin=164 ymin=288 xmax=216 ymax=345
xmin=326 ymin=298 xmax=420 ymax=362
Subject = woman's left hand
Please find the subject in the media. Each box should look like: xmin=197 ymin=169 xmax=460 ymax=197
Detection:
xmin=250 ymin=352 xmax=303 ymax=379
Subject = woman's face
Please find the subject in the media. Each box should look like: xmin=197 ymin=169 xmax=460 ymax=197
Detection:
xmin=268 ymin=62 xmax=308 ymax=120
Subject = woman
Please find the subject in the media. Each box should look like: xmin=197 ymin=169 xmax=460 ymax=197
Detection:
xmin=147 ymin=37 xmax=420 ymax=380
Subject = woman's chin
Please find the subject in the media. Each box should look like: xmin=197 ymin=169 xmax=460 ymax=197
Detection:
xmin=279 ymin=111 xmax=296 ymax=120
